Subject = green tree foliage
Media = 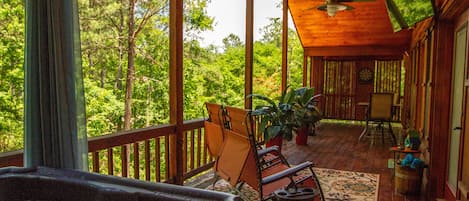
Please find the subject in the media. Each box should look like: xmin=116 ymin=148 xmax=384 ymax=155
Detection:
xmin=386 ymin=0 xmax=434 ymax=31
xmin=0 ymin=0 xmax=304 ymax=151
xmin=253 ymin=17 xmax=303 ymax=103
xmin=0 ymin=0 xmax=24 ymax=152
xmin=222 ymin=34 xmax=242 ymax=50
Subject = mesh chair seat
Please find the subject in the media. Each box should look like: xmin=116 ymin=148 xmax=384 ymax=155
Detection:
xmin=366 ymin=93 xmax=397 ymax=145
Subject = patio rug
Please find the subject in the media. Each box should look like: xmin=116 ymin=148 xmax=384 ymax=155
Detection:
xmin=206 ymin=168 xmax=379 ymax=201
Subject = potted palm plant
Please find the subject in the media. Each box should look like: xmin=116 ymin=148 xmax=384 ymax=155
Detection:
xmin=291 ymin=87 xmax=322 ymax=145
xmin=248 ymin=87 xmax=296 ymax=151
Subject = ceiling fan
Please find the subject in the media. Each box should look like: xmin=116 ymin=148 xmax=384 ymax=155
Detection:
xmin=317 ymin=0 xmax=375 ymax=17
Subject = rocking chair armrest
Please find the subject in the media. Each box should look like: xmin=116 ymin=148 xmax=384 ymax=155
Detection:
xmin=261 ymin=161 xmax=313 ymax=185
xmin=257 ymin=146 xmax=280 ymax=156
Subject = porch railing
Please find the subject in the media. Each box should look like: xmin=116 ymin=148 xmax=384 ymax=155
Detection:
xmin=0 ymin=118 xmax=214 ymax=183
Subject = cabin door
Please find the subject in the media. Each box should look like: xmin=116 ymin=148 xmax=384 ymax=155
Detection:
xmin=448 ymin=24 xmax=467 ymax=199
xmin=460 ymin=23 xmax=469 ymax=201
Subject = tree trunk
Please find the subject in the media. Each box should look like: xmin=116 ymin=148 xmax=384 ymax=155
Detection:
xmin=100 ymin=69 xmax=105 ymax=88
xmin=87 ymin=52 xmax=93 ymax=78
xmin=116 ymin=0 xmax=125 ymax=91
xmin=146 ymin=82 xmax=151 ymax=127
xmin=123 ymin=0 xmax=135 ymax=131
xmin=122 ymin=0 xmax=136 ymax=178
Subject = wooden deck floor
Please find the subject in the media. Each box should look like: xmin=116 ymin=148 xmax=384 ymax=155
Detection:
xmin=282 ymin=122 xmax=424 ymax=201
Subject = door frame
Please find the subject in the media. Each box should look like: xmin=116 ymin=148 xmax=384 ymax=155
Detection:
xmin=458 ymin=20 xmax=469 ymax=201
xmin=446 ymin=21 xmax=468 ymax=201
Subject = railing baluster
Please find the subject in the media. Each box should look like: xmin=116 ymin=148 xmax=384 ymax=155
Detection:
xmin=155 ymin=137 xmax=161 ymax=182
xmin=183 ymin=131 xmax=187 ymax=174
xmin=121 ymin=145 xmax=128 ymax=177
xmin=145 ymin=140 xmax=150 ymax=181
xmin=197 ymin=128 xmax=201 ymax=168
xmin=190 ymin=130 xmax=195 ymax=170
xmin=133 ymin=142 xmax=139 ymax=179
xmin=202 ymin=128 xmax=208 ymax=164
xmin=92 ymin=151 xmax=99 ymax=173
xmin=165 ymin=136 xmax=170 ymax=182
xmin=107 ymin=148 xmax=113 ymax=175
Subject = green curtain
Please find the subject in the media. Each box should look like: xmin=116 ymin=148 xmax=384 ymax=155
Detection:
xmin=24 ymin=0 xmax=88 ymax=170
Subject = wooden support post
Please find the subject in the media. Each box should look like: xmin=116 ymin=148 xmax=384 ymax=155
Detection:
xmin=169 ymin=0 xmax=184 ymax=185
xmin=281 ymin=0 xmax=288 ymax=91
xmin=245 ymin=0 xmax=254 ymax=109
xmin=303 ymin=54 xmax=307 ymax=87
xmin=311 ymin=57 xmax=324 ymax=110
xmin=428 ymin=20 xmax=454 ymax=199
xmin=309 ymin=56 xmax=314 ymax=88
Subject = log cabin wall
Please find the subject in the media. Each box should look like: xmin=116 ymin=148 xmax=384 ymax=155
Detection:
xmin=355 ymin=60 xmax=375 ymax=120
xmin=407 ymin=3 xmax=468 ymax=199
xmin=416 ymin=41 xmax=426 ymax=133
xmin=405 ymin=17 xmax=455 ymax=200
xmin=404 ymin=17 xmax=434 ymax=198
xmin=313 ymin=58 xmax=403 ymax=121
xmin=428 ymin=20 xmax=454 ymax=200
xmin=405 ymin=0 xmax=469 ymax=200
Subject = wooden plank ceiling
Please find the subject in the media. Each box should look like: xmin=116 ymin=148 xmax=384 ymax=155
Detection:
xmin=289 ymin=0 xmax=411 ymax=57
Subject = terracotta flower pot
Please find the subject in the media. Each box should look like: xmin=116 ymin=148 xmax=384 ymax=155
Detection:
xmin=295 ymin=127 xmax=309 ymax=145
xmin=266 ymin=135 xmax=283 ymax=154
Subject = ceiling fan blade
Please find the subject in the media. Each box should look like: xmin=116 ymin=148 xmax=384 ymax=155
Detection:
xmin=317 ymin=5 xmax=328 ymax=11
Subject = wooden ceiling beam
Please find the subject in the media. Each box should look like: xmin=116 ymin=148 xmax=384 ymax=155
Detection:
xmin=301 ymin=34 xmax=409 ymax=41
xmin=304 ymin=46 xmax=406 ymax=57
xmin=439 ymin=0 xmax=469 ymax=19
xmin=301 ymin=39 xmax=409 ymax=47
xmin=323 ymin=55 xmax=404 ymax=60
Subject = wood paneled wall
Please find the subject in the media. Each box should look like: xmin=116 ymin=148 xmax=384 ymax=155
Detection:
xmin=310 ymin=58 xmax=402 ymax=121
xmin=405 ymin=18 xmax=455 ymax=200
xmin=405 ymin=27 xmax=435 ymax=198
xmin=354 ymin=61 xmax=375 ymax=120
xmin=429 ymin=20 xmax=454 ymax=200
xmin=405 ymin=3 xmax=469 ymax=200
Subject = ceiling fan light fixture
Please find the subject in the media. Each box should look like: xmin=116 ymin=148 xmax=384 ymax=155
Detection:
xmin=326 ymin=4 xmax=348 ymax=17
xmin=317 ymin=0 xmax=355 ymax=17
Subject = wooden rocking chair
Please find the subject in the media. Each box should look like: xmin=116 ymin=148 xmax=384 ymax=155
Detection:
xmin=216 ymin=106 xmax=324 ymax=201
xmin=205 ymin=103 xmax=284 ymax=189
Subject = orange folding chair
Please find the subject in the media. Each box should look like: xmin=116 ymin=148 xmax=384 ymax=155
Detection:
xmin=205 ymin=103 xmax=282 ymax=188
xmin=216 ymin=106 xmax=324 ymax=200
xmin=204 ymin=103 xmax=225 ymax=158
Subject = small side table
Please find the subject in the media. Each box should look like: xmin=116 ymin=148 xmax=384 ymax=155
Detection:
xmin=389 ymin=147 xmax=421 ymax=178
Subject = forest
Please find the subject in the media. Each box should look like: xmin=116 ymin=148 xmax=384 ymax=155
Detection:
xmin=0 ymin=0 xmax=304 ymax=152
